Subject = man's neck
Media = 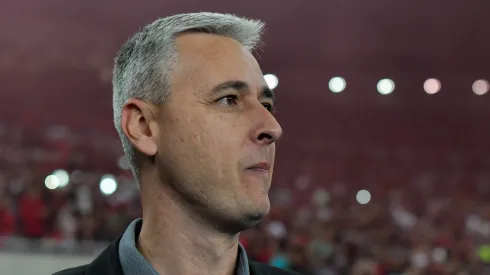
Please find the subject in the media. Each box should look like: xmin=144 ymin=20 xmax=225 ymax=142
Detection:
xmin=137 ymin=181 xmax=241 ymax=275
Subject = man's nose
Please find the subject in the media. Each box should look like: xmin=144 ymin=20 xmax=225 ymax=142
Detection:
xmin=250 ymin=107 xmax=283 ymax=146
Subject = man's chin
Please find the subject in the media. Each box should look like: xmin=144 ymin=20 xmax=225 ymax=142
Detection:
xmin=239 ymin=200 xmax=270 ymax=227
xmin=217 ymin=208 xmax=269 ymax=234
xmin=207 ymin=197 xmax=270 ymax=233
xmin=243 ymin=211 xmax=267 ymax=225
xmin=224 ymin=213 xmax=266 ymax=233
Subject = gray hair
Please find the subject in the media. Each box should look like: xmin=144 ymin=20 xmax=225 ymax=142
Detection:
xmin=112 ymin=12 xmax=265 ymax=182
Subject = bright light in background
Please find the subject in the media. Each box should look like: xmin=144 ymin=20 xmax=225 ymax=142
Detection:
xmin=424 ymin=78 xmax=441 ymax=94
xmin=356 ymin=189 xmax=371 ymax=204
xmin=99 ymin=174 xmax=118 ymax=196
xmin=264 ymin=74 xmax=279 ymax=89
xmin=377 ymin=78 xmax=395 ymax=95
xmin=329 ymin=77 xmax=346 ymax=93
xmin=45 ymin=175 xmax=60 ymax=190
xmin=473 ymin=79 xmax=489 ymax=95
xmin=53 ymin=169 xmax=70 ymax=188
xmin=267 ymin=221 xmax=287 ymax=239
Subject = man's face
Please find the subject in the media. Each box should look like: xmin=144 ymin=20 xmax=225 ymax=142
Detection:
xmin=154 ymin=32 xmax=282 ymax=231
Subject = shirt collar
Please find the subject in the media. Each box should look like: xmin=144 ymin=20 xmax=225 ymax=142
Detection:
xmin=118 ymin=219 xmax=250 ymax=275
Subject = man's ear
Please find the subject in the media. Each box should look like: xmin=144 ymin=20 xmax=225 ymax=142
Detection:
xmin=120 ymin=98 xmax=159 ymax=157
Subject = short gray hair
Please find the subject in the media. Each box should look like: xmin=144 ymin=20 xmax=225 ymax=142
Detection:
xmin=112 ymin=12 xmax=265 ymax=182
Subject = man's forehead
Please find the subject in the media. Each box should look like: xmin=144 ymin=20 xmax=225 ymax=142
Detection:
xmin=173 ymin=33 xmax=265 ymax=91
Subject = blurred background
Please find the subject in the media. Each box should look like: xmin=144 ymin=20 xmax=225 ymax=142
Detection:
xmin=1 ymin=1 xmax=490 ymax=274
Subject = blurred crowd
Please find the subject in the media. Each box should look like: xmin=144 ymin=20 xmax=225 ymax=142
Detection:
xmin=0 ymin=123 xmax=489 ymax=275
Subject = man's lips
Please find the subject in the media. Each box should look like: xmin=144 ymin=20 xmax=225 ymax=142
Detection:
xmin=246 ymin=162 xmax=271 ymax=172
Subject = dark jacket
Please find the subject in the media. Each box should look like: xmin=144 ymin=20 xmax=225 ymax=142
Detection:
xmin=53 ymin=236 xmax=301 ymax=275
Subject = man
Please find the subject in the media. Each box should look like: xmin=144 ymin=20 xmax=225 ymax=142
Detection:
xmin=55 ymin=12 xmax=298 ymax=275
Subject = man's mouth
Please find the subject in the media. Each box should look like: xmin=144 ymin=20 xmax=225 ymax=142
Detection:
xmin=246 ymin=162 xmax=271 ymax=172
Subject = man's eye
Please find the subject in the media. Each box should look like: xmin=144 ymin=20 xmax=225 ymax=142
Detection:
xmin=217 ymin=95 xmax=238 ymax=106
xmin=263 ymin=103 xmax=275 ymax=113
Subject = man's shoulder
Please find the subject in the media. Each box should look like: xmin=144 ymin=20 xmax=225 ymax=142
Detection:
xmin=52 ymin=265 xmax=88 ymax=275
xmin=51 ymin=235 xmax=122 ymax=275
xmin=249 ymin=261 xmax=303 ymax=275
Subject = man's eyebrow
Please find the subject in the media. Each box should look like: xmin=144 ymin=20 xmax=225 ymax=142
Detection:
xmin=210 ymin=80 xmax=275 ymax=103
